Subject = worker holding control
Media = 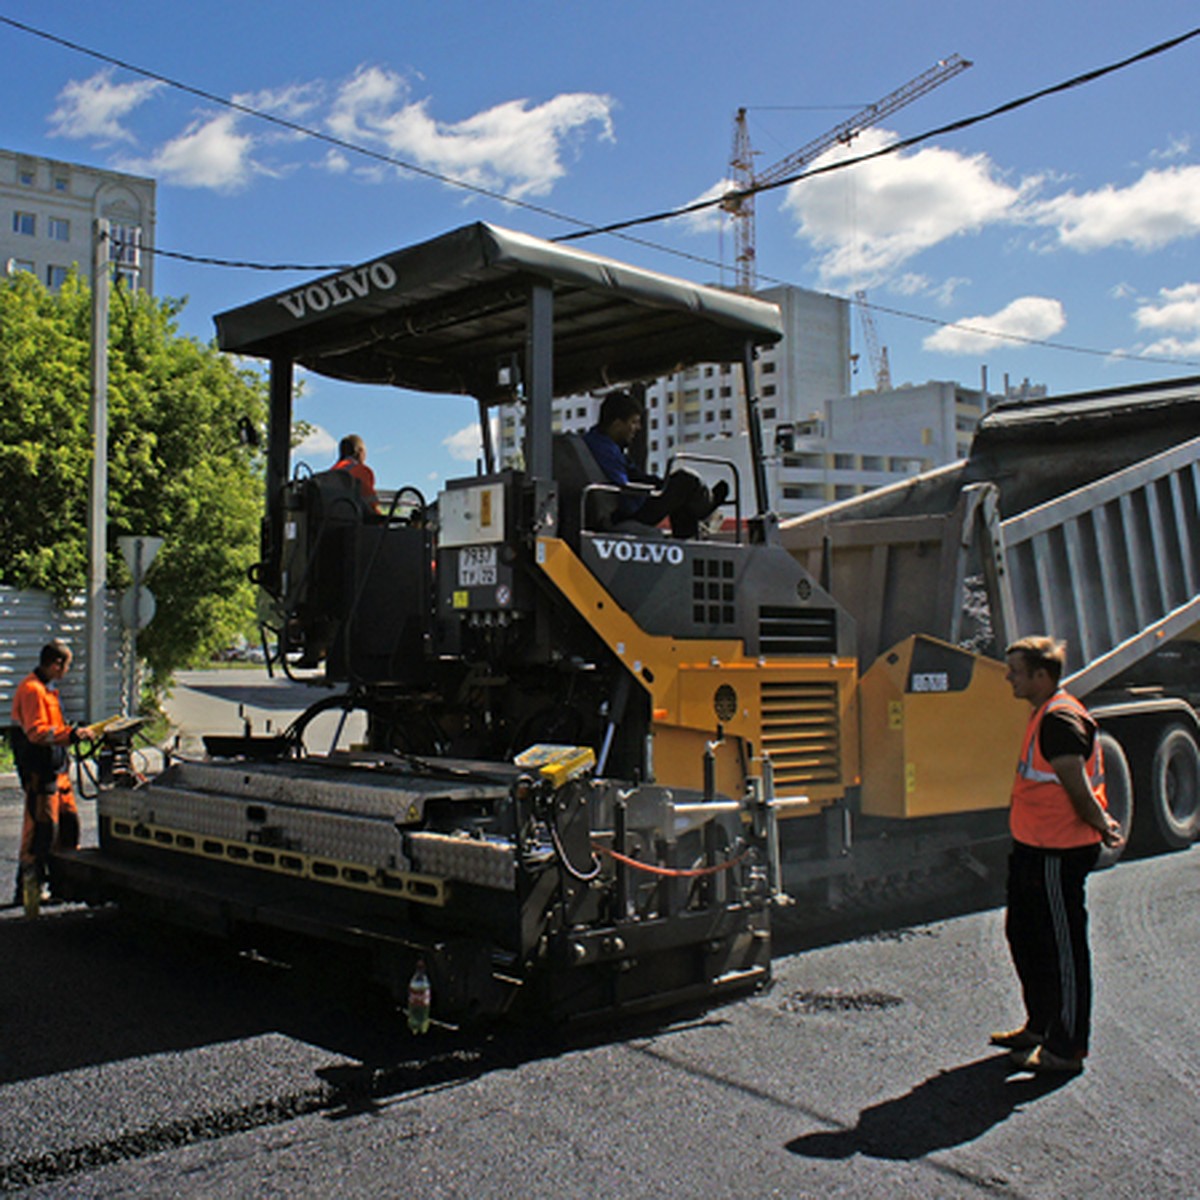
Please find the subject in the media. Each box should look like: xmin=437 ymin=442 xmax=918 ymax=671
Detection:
xmin=991 ymin=635 xmax=1123 ymax=1074
xmin=10 ymin=640 xmax=93 ymax=914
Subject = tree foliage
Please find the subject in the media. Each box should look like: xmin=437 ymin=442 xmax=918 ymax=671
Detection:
xmin=0 ymin=270 xmax=268 ymax=687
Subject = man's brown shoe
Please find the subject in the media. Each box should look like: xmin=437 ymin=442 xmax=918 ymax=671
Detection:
xmin=989 ymin=1026 xmax=1042 ymax=1051
xmin=1015 ymin=1045 xmax=1084 ymax=1074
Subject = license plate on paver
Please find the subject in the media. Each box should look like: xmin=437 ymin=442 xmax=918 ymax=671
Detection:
xmin=459 ymin=545 xmax=497 ymax=587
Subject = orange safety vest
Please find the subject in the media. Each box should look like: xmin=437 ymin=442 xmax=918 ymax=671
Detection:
xmin=333 ymin=457 xmax=380 ymax=512
xmin=1010 ymin=690 xmax=1106 ymax=848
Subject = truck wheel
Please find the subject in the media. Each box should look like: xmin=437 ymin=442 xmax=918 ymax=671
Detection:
xmin=1138 ymin=724 xmax=1200 ymax=851
xmin=1096 ymin=731 xmax=1131 ymax=869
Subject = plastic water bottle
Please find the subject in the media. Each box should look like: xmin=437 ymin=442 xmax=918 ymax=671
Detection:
xmin=407 ymin=959 xmax=431 ymax=1034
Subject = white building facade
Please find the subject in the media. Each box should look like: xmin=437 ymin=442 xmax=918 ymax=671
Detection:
xmin=497 ymin=284 xmax=851 ymax=474
xmin=713 ymin=381 xmax=989 ymax=517
xmin=1 ymin=148 xmax=156 ymax=293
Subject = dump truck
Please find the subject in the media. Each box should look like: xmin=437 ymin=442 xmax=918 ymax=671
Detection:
xmin=57 ymin=223 xmax=1200 ymax=1024
xmin=780 ymin=373 xmax=1200 ymax=890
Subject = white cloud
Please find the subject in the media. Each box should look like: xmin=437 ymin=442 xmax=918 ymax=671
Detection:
xmin=675 ymin=178 xmax=737 ymax=235
xmin=782 ymin=128 xmax=1032 ymax=286
xmin=49 ymin=70 xmax=163 ymax=144
xmin=126 ymin=112 xmax=257 ymax=191
xmin=234 ymin=82 xmax=324 ymax=122
xmin=1132 ymin=282 xmax=1200 ymax=357
xmin=444 ymin=421 xmax=484 ymax=462
xmin=923 ymin=296 xmax=1066 ymax=355
xmin=293 ymin=423 xmax=337 ymax=462
xmin=1030 ymin=165 xmax=1200 ymax=252
xmin=1150 ymin=135 xmax=1191 ymax=162
xmin=328 ymin=65 xmax=615 ymax=198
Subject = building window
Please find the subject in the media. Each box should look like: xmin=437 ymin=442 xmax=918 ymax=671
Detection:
xmin=762 ymin=407 xmax=776 ymax=420
xmin=13 ymin=212 xmax=35 ymax=236
xmin=9 ymin=259 xmax=35 ymax=275
xmin=835 ymin=485 xmax=858 ymax=500
xmin=18 ymin=169 xmax=34 ymax=186
xmin=833 ymin=453 xmax=856 ymax=470
xmin=705 ymin=411 xmax=714 ymax=422
xmin=762 ymin=384 xmax=776 ymax=397
xmin=861 ymin=455 xmax=885 ymax=471
xmin=720 ymin=387 xmax=731 ymax=398
xmin=650 ymin=417 xmax=659 ymax=430
xmin=719 ymin=409 xmax=732 ymax=421
xmin=49 ymin=217 xmax=70 ymax=242
xmin=650 ymin=439 xmax=658 ymax=452
xmin=46 ymin=265 xmax=69 ymax=289
xmin=53 ymin=176 xmax=69 ymax=193
xmin=760 ymin=361 xmax=776 ymax=374
xmin=705 ymin=389 xmax=714 ymax=400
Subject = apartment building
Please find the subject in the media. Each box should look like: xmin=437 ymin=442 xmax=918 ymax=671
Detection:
xmin=1 ymin=148 xmax=155 ymax=293
xmin=714 ymin=380 xmax=991 ymax=517
xmin=497 ymin=284 xmax=851 ymax=473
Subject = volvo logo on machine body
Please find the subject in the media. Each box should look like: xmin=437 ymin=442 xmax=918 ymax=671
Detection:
xmin=592 ymin=538 xmax=686 ymax=566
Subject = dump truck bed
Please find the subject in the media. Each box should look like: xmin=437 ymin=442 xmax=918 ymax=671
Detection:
xmin=781 ymin=376 xmax=1200 ymax=694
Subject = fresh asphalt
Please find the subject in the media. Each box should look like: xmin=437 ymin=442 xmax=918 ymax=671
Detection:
xmin=1 ymin=670 xmax=1197 ymax=1197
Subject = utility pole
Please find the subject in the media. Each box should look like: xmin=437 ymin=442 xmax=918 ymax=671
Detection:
xmin=87 ymin=219 xmax=110 ymax=722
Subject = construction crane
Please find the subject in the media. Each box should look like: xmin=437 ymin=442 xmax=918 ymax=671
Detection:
xmin=854 ymin=290 xmax=891 ymax=391
xmin=722 ymin=54 xmax=971 ymax=293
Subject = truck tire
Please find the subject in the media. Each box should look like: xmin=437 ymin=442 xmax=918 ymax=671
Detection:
xmin=1096 ymin=731 xmax=1131 ymax=869
xmin=1136 ymin=724 xmax=1200 ymax=851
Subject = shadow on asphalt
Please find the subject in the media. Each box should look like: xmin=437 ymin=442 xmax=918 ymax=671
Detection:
xmin=786 ymin=1053 xmax=1072 ymax=1160
xmin=0 ymin=903 xmax=706 ymax=1094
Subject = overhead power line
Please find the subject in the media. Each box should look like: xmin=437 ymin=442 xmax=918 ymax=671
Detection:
xmin=0 ymin=12 xmax=599 ymax=235
xmin=4 ymin=13 xmax=1199 ymax=369
xmin=556 ymin=24 xmax=1200 ymax=242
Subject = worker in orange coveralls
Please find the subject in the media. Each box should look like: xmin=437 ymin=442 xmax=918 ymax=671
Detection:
xmin=10 ymin=640 xmax=93 ymax=915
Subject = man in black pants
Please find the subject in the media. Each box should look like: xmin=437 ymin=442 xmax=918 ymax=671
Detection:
xmin=991 ymin=635 xmax=1124 ymax=1073
xmin=583 ymin=390 xmax=727 ymax=539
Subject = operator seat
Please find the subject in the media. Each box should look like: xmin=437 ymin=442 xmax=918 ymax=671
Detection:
xmin=552 ymin=433 xmax=621 ymax=543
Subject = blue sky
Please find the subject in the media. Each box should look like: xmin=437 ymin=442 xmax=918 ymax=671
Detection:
xmin=3 ymin=2 xmax=1199 ymax=493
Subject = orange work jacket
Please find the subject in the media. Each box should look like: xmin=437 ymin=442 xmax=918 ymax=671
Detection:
xmin=333 ymin=457 xmax=380 ymax=512
xmin=1010 ymin=690 xmax=1105 ymax=849
xmin=11 ymin=671 xmax=72 ymax=747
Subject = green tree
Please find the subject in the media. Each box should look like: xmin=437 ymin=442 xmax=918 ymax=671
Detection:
xmin=0 ymin=270 xmax=268 ymax=689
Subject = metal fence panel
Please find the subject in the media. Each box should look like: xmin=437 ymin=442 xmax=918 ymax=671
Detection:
xmin=0 ymin=587 xmax=125 ymax=722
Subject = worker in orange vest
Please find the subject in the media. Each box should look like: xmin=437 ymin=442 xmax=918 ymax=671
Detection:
xmin=10 ymin=640 xmax=93 ymax=915
xmin=990 ymin=635 xmax=1123 ymax=1074
xmin=332 ymin=434 xmax=380 ymax=514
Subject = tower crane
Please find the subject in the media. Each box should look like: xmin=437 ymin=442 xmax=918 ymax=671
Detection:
xmin=854 ymin=290 xmax=891 ymax=391
xmin=722 ymin=54 xmax=971 ymax=293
